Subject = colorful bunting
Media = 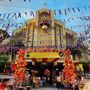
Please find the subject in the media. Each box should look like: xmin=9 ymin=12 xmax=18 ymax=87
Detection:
xmin=9 ymin=0 xmax=31 ymax=2
xmin=0 ymin=6 xmax=89 ymax=20
xmin=0 ymin=5 xmax=90 ymax=32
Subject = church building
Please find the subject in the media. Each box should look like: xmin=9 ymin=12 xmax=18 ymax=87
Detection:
xmin=13 ymin=8 xmax=77 ymax=50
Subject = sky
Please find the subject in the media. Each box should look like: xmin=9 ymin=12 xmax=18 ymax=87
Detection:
xmin=0 ymin=0 xmax=90 ymax=35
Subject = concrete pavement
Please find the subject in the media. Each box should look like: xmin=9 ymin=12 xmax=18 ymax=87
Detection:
xmin=32 ymin=87 xmax=71 ymax=90
xmin=32 ymin=87 xmax=58 ymax=90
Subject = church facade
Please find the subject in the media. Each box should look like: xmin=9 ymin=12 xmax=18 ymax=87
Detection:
xmin=13 ymin=9 xmax=77 ymax=50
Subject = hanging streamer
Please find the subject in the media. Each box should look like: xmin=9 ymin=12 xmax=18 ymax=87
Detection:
xmin=70 ymin=23 xmax=90 ymax=30
xmin=54 ymin=10 xmax=56 ymax=15
xmin=0 ymin=5 xmax=90 ymax=33
xmin=0 ymin=14 xmax=1 ymax=18
xmin=6 ymin=13 xmax=11 ymax=19
xmin=62 ymin=16 xmax=90 ymax=23
xmin=0 ymin=5 xmax=89 ymax=20
xmin=18 ymin=13 xmax=22 ymax=18
xmin=77 ymin=7 xmax=81 ymax=12
xmin=24 ymin=0 xmax=31 ymax=2
xmin=9 ymin=0 xmax=31 ymax=2
xmin=80 ymin=16 xmax=90 ymax=21
xmin=30 ymin=11 xmax=35 ymax=17
xmin=84 ymin=6 xmax=87 ymax=10
xmin=14 ymin=13 xmax=17 ymax=19
xmin=72 ymin=8 xmax=75 ymax=12
xmin=25 ymin=12 xmax=27 ymax=17
xmin=2 ymin=14 xmax=6 ymax=19
xmin=0 ymin=5 xmax=89 ymax=21
xmin=59 ymin=9 xmax=62 ymax=15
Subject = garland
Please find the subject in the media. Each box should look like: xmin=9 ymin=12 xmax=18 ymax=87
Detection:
xmin=11 ymin=49 xmax=27 ymax=82
xmin=62 ymin=49 xmax=76 ymax=84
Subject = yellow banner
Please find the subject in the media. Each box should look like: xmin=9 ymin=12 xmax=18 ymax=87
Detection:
xmin=25 ymin=52 xmax=60 ymax=58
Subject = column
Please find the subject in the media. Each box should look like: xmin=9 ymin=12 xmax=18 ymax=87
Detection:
xmin=57 ymin=27 xmax=60 ymax=49
xmin=33 ymin=11 xmax=38 ymax=48
xmin=51 ymin=11 xmax=55 ymax=48
xmin=33 ymin=25 xmax=38 ymax=48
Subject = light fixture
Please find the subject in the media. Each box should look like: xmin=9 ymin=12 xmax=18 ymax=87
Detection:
xmin=42 ymin=25 xmax=48 ymax=30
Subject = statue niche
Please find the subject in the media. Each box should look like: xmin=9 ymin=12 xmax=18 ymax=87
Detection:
xmin=38 ymin=11 xmax=51 ymax=32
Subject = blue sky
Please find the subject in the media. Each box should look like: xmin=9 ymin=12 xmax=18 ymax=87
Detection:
xmin=0 ymin=0 xmax=90 ymax=35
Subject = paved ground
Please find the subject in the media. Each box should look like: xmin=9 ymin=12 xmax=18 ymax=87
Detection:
xmin=32 ymin=87 xmax=71 ymax=90
xmin=32 ymin=87 xmax=56 ymax=90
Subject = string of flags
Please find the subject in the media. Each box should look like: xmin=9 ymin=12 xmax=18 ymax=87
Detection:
xmin=54 ymin=6 xmax=90 ymax=15
xmin=0 ymin=11 xmax=35 ymax=20
xmin=70 ymin=23 xmax=90 ymax=30
xmin=1 ymin=20 xmax=90 ymax=32
xmin=62 ymin=16 xmax=90 ymax=24
xmin=0 ymin=9 xmax=90 ymax=29
xmin=0 ymin=6 xmax=90 ymax=20
xmin=8 ymin=0 xmax=31 ymax=2
xmin=0 ymin=5 xmax=90 ymax=32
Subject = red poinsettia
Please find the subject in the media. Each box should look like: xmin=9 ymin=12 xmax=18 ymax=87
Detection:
xmin=62 ymin=49 xmax=76 ymax=84
xmin=11 ymin=49 xmax=27 ymax=82
xmin=11 ymin=63 xmax=16 ymax=71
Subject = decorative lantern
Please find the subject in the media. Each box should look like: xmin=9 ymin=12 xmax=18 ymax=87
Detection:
xmin=42 ymin=25 xmax=48 ymax=30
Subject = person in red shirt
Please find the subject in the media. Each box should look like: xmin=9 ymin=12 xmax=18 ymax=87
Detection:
xmin=0 ymin=80 xmax=7 ymax=90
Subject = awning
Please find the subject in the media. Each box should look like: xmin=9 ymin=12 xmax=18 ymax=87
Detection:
xmin=25 ymin=52 xmax=63 ymax=63
xmin=29 ymin=52 xmax=60 ymax=58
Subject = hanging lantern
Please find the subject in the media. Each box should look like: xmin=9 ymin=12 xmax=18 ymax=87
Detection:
xmin=42 ymin=25 xmax=48 ymax=30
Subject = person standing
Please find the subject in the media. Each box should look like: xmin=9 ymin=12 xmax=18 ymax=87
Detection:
xmin=56 ymin=75 xmax=61 ymax=90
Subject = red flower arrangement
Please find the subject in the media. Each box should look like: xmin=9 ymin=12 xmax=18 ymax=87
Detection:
xmin=62 ymin=49 xmax=76 ymax=84
xmin=11 ymin=49 xmax=27 ymax=82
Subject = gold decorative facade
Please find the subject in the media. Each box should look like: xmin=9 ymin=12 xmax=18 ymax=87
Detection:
xmin=13 ymin=9 xmax=77 ymax=49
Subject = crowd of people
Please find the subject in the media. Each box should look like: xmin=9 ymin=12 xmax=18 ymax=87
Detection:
xmin=0 ymin=68 xmax=90 ymax=90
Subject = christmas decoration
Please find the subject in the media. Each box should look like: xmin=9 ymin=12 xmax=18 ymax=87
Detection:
xmin=11 ymin=63 xmax=16 ymax=71
xmin=62 ymin=49 xmax=76 ymax=84
xmin=11 ymin=49 xmax=27 ymax=82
